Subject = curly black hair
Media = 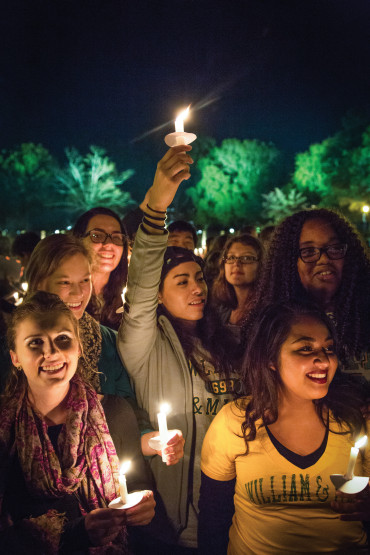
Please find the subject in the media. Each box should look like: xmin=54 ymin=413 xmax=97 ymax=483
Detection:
xmin=242 ymin=208 xmax=370 ymax=361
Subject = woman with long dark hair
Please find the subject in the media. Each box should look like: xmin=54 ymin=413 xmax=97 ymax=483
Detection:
xmin=199 ymin=302 xmax=370 ymax=554
xmin=117 ymin=146 xmax=239 ymax=552
xmin=73 ymin=207 xmax=128 ymax=330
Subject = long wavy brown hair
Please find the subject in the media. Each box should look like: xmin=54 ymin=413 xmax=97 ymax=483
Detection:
xmin=238 ymin=302 xmax=370 ymax=452
xmin=211 ymin=234 xmax=264 ymax=311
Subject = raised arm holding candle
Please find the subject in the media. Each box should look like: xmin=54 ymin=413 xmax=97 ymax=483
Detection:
xmin=117 ymin=140 xmax=239 ymax=549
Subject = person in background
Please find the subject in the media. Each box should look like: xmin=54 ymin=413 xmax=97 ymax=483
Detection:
xmin=203 ymin=234 xmax=229 ymax=288
xmin=238 ymin=224 xmax=258 ymax=238
xmin=73 ymin=207 xmax=128 ymax=330
xmin=118 ymin=146 xmax=239 ymax=553
xmin=259 ymin=224 xmax=275 ymax=247
xmin=243 ymin=208 xmax=370 ymax=374
xmin=199 ymin=302 xmax=370 ymax=554
xmin=167 ymin=220 xmax=197 ymax=251
xmin=123 ymin=194 xmax=197 ymax=252
xmin=0 ymin=291 xmax=155 ymax=554
xmin=11 ymin=231 xmax=40 ymax=271
xmin=0 ymin=235 xmax=11 ymax=257
xmin=211 ymin=234 xmax=264 ymax=328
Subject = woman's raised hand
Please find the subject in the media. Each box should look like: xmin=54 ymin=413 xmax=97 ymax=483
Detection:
xmin=148 ymin=145 xmax=193 ymax=212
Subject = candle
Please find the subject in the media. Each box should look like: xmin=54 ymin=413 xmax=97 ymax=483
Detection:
xmin=158 ymin=403 xmax=170 ymax=462
xmin=119 ymin=460 xmax=131 ymax=504
xmin=345 ymin=435 xmax=367 ymax=480
xmin=121 ymin=286 xmax=127 ymax=305
xmin=175 ymin=106 xmax=190 ymax=133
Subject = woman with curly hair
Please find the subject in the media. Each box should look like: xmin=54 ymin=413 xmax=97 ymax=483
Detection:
xmin=243 ymin=208 xmax=370 ymax=368
xmin=73 ymin=207 xmax=128 ymax=331
xmin=199 ymin=302 xmax=370 ymax=554
xmin=211 ymin=234 xmax=264 ymax=327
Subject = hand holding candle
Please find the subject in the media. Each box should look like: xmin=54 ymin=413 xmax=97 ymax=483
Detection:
xmin=119 ymin=460 xmax=131 ymax=504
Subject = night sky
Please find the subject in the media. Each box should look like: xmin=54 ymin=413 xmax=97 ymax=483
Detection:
xmin=1 ymin=0 xmax=370 ymax=199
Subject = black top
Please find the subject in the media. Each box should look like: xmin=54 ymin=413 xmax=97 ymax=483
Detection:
xmin=265 ymin=424 xmax=329 ymax=469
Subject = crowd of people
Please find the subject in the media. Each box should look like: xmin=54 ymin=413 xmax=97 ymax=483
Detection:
xmin=1 ymin=143 xmax=370 ymax=554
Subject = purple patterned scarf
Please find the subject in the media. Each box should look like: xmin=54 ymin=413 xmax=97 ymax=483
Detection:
xmin=0 ymin=375 xmax=127 ymax=553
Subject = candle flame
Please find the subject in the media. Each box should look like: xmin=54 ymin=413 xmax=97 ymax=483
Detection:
xmin=175 ymin=106 xmax=190 ymax=125
xmin=160 ymin=402 xmax=171 ymax=415
xmin=120 ymin=460 xmax=131 ymax=475
xmin=355 ymin=435 xmax=367 ymax=449
xmin=175 ymin=106 xmax=190 ymax=132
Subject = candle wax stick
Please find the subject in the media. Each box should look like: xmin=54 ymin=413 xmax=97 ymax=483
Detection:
xmin=119 ymin=473 xmax=128 ymax=504
xmin=345 ymin=447 xmax=359 ymax=480
xmin=175 ymin=121 xmax=184 ymax=133
xmin=157 ymin=411 xmax=168 ymax=463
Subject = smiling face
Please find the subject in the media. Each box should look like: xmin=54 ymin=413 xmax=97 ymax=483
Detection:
xmin=10 ymin=314 xmax=80 ymax=396
xmin=224 ymin=241 xmax=259 ymax=288
xmin=38 ymin=253 xmax=92 ymax=320
xmin=159 ymin=261 xmax=207 ymax=322
xmin=84 ymin=214 xmax=124 ymax=275
xmin=276 ymin=315 xmax=337 ymax=404
xmin=297 ymin=218 xmax=345 ymax=308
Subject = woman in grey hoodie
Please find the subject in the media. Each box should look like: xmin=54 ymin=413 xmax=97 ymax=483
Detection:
xmin=117 ymin=146 xmax=239 ymax=553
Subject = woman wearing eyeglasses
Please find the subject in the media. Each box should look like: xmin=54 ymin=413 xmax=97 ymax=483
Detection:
xmin=73 ymin=207 xmax=128 ymax=330
xmin=242 ymin=209 xmax=370 ymax=370
xmin=211 ymin=234 xmax=264 ymax=329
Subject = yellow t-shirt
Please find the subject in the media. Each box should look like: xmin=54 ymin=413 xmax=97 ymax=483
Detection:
xmin=201 ymin=401 xmax=369 ymax=554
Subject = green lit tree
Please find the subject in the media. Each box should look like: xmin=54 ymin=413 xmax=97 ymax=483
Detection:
xmin=0 ymin=143 xmax=59 ymax=230
xmin=186 ymin=138 xmax=285 ymax=228
xmin=344 ymin=125 xmax=370 ymax=212
xmin=53 ymin=146 xmax=135 ymax=220
xmin=293 ymin=110 xmax=370 ymax=211
xmin=262 ymin=187 xmax=309 ymax=224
